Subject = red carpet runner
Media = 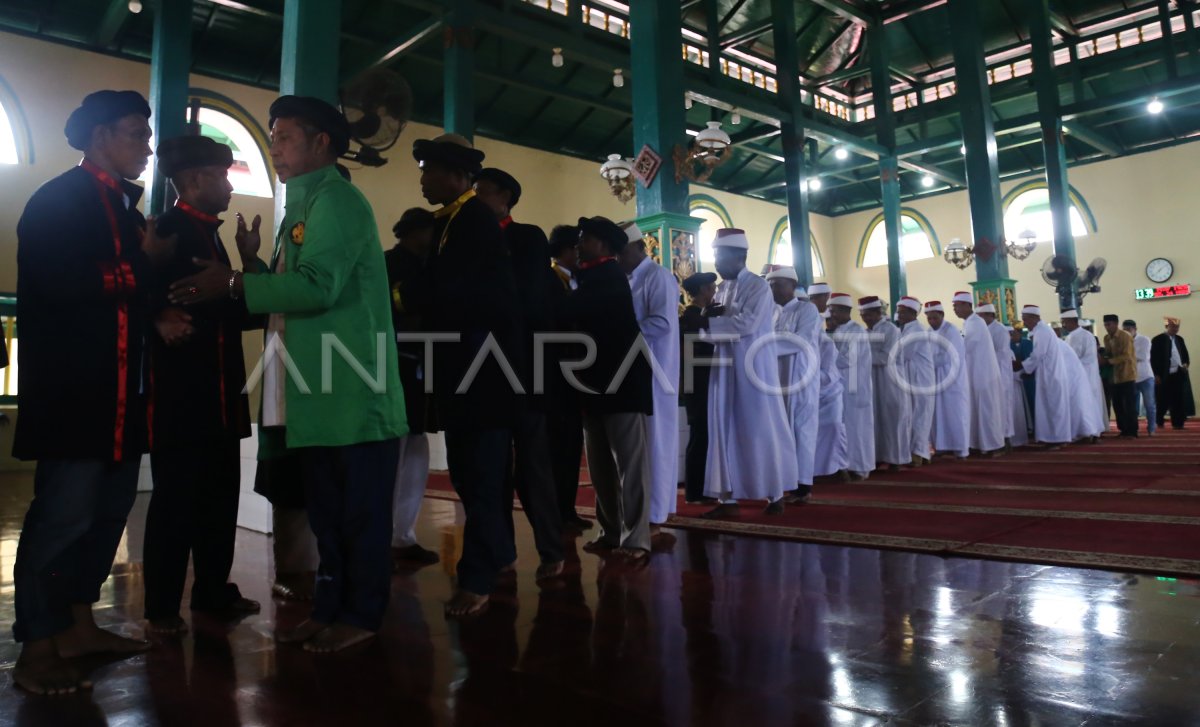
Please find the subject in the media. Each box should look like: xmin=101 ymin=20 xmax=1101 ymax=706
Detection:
xmin=425 ymin=426 xmax=1200 ymax=577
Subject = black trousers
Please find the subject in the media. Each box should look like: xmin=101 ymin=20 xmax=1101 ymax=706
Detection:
xmin=683 ymin=397 xmax=709 ymax=502
xmin=302 ymin=438 xmax=400 ymax=632
xmin=545 ymin=399 xmax=584 ymax=519
xmin=1111 ymin=380 xmax=1138 ymax=437
xmin=13 ymin=458 xmax=139 ymax=642
xmin=1157 ymin=371 xmax=1191 ymax=428
xmin=446 ymin=427 xmax=516 ymax=596
xmin=145 ymin=439 xmax=243 ymax=619
xmin=504 ymin=410 xmax=564 ymax=564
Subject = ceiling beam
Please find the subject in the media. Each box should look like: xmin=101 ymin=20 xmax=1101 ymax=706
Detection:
xmin=201 ymin=0 xmax=377 ymax=45
xmin=719 ymin=19 xmax=773 ymax=49
xmin=896 ymin=158 xmax=964 ymax=186
xmin=882 ymin=0 xmax=948 ymax=24
xmin=681 ymin=0 xmax=704 ymax=11
xmin=341 ymin=16 xmax=441 ymax=80
xmin=810 ymin=0 xmax=874 ymax=24
xmin=1062 ymin=121 xmax=1123 ymax=156
xmin=729 ymin=126 xmax=782 ymax=145
xmin=1048 ymin=3 xmax=1080 ymax=38
xmin=94 ymin=0 xmax=131 ymax=47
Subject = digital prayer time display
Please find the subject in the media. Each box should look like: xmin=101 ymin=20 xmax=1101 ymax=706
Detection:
xmin=1135 ymin=284 xmax=1191 ymax=300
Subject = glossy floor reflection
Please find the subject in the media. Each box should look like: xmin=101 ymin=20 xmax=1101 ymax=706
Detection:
xmin=0 ymin=473 xmax=1198 ymax=726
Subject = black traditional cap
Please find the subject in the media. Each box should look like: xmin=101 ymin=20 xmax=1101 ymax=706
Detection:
xmin=1122 ymin=319 xmax=1137 ymax=328
xmin=412 ymin=133 xmax=485 ymax=175
xmin=269 ymin=95 xmax=351 ymax=156
xmin=155 ymin=135 xmax=233 ymax=178
xmin=1103 ymin=314 xmax=1120 ymax=323
xmin=576 ymin=216 xmax=627 ymax=254
xmin=392 ymin=207 xmax=435 ymax=240
xmin=682 ymin=272 xmax=718 ymax=297
xmin=547 ymin=224 xmax=579 ymax=257
xmin=64 ymin=90 xmax=151 ymax=151
xmin=475 ymin=167 xmax=522 ymax=207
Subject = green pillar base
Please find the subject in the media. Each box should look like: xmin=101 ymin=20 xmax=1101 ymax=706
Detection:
xmin=634 ymin=210 xmax=702 ymax=286
xmin=971 ymin=278 xmax=1018 ymax=325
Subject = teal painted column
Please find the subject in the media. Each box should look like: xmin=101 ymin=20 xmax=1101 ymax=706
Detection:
xmin=629 ymin=0 xmax=698 ymax=282
xmin=868 ymin=15 xmax=906 ymax=305
xmin=443 ymin=0 xmax=475 ymax=140
xmin=148 ymin=0 xmax=193 ymax=214
xmin=281 ymin=0 xmax=342 ymax=102
xmin=772 ymin=0 xmax=813 ymax=287
xmin=1028 ymin=0 xmax=1078 ymax=314
xmin=949 ymin=0 xmax=1015 ymax=321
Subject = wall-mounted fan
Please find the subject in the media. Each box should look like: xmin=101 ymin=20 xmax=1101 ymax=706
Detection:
xmin=339 ymin=69 xmax=412 ymax=167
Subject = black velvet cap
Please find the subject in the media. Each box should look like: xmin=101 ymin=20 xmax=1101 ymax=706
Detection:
xmin=682 ymin=272 xmax=718 ymax=296
xmin=155 ymin=135 xmax=233 ymax=177
xmin=412 ymin=133 xmax=485 ymax=175
xmin=576 ymin=216 xmax=627 ymax=254
xmin=1103 ymin=314 xmax=1120 ymax=323
xmin=392 ymin=207 xmax=435 ymax=240
xmin=547 ymin=225 xmax=580 ymax=257
xmin=269 ymin=95 xmax=351 ymax=156
xmin=64 ymin=90 xmax=150 ymax=151
xmin=475 ymin=167 xmax=522 ymax=207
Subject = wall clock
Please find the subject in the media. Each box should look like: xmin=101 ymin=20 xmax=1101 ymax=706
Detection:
xmin=1146 ymin=257 xmax=1173 ymax=283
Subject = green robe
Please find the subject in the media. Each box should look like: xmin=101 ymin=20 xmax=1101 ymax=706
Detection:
xmin=243 ymin=164 xmax=407 ymax=456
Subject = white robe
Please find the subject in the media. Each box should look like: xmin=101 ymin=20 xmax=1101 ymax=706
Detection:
xmin=868 ymin=319 xmax=912 ymax=466
xmin=931 ymin=321 xmax=970 ymax=457
xmin=962 ymin=314 xmax=1006 ymax=453
xmin=987 ymin=321 xmax=1017 ymax=439
xmin=1006 ymin=346 xmax=1031 ymax=447
xmin=1066 ymin=327 xmax=1109 ymax=436
xmin=833 ymin=320 xmax=875 ymax=477
xmin=702 ymin=267 xmax=798 ymax=501
xmin=1020 ymin=321 xmax=1074 ymax=444
xmin=629 ymin=255 xmax=680 ymax=523
xmin=900 ymin=320 xmax=936 ymax=460
xmin=814 ymin=332 xmax=847 ymax=476
xmin=1061 ymin=338 xmax=1105 ymax=439
xmin=775 ymin=297 xmax=822 ymax=486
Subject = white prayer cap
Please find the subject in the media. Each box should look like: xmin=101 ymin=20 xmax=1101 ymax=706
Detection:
xmin=621 ymin=221 xmax=644 ymax=243
xmin=976 ymin=303 xmax=996 ymax=314
xmin=808 ymin=282 xmax=832 ymax=296
xmin=766 ymin=266 xmax=798 ymax=282
xmin=951 ymin=290 xmax=973 ymax=304
xmin=713 ymin=228 xmax=749 ymax=249
xmin=858 ymin=295 xmax=882 ymax=311
xmin=1060 ymin=309 xmax=1079 ymax=319
xmin=1022 ymin=304 xmax=1042 ymax=316
xmin=821 ymin=309 xmax=831 ymax=319
xmin=897 ymin=296 xmax=921 ymax=312
xmin=828 ymin=293 xmax=853 ymax=308
xmin=924 ymin=300 xmax=945 ymax=313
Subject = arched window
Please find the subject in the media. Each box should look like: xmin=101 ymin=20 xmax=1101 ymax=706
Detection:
xmin=189 ymin=105 xmax=273 ymax=198
xmin=688 ymin=194 xmax=734 ymax=268
xmin=1002 ymin=181 xmax=1097 ymax=244
xmin=857 ymin=209 xmax=940 ymax=268
xmin=0 ymin=97 xmax=17 ymax=165
xmin=768 ymin=218 xmax=824 ymax=278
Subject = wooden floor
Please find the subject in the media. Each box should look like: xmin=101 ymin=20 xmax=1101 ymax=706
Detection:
xmin=0 ymin=471 xmax=1198 ymax=726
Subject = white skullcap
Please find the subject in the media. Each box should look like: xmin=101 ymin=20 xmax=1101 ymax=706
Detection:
xmin=713 ymin=228 xmax=749 ymax=249
xmin=808 ymin=282 xmax=832 ymax=296
xmin=951 ymin=291 xmax=973 ymax=304
xmin=765 ymin=266 xmax=798 ymax=282
xmin=897 ymin=296 xmax=921 ymax=312
xmin=924 ymin=301 xmax=945 ymax=313
xmin=828 ymin=293 xmax=853 ymax=307
xmin=976 ymin=303 xmax=996 ymax=314
xmin=621 ymin=222 xmax=643 ymax=243
xmin=1022 ymin=304 xmax=1042 ymax=316
xmin=1060 ymin=309 xmax=1079 ymax=319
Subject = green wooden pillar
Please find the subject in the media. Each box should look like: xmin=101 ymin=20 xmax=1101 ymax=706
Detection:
xmin=281 ymin=0 xmax=342 ymax=102
xmin=949 ymin=0 xmax=1015 ymax=321
xmin=148 ymin=0 xmax=193 ymax=214
xmin=443 ymin=0 xmax=475 ymax=140
xmin=1028 ymin=0 xmax=1078 ymax=314
xmin=772 ymin=0 xmax=813 ymax=287
xmin=868 ymin=15 xmax=906 ymax=306
xmin=629 ymin=0 xmax=698 ymax=280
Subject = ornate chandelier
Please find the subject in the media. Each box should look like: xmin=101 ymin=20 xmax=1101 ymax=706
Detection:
xmin=599 ymin=154 xmax=635 ymax=204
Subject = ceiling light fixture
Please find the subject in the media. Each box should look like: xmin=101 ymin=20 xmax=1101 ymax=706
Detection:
xmin=960 ymin=144 xmax=966 ymax=155
xmin=128 ymin=0 xmax=143 ymax=12
xmin=551 ymin=48 xmax=563 ymax=68
xmin=921 ymin=175 xmax=934 ymax=188
xmin=805 ymin=177 xmax=822 ymax=192
xmin=1147 ymin=97 xmax=1164 ymax=114
xmin=600 ymin=154 xmax=635 ymax=204
xmin=612 ymin=69 xmax=624 ymax=88
xmin=834 ymin=147 xmax=849 ymax=161
xmin=672 ymin=121 xmax=732 ymax=183
xmin=730 ymin=109 xmax=741 ymax=125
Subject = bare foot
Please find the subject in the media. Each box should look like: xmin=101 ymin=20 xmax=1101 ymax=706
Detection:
xmin=146 ymin=616 xmax=189 ymax=637
xmin=445 ymin=590 xmax=489 ymax=619
xmin=55 ymin=622 xmax=150 ymax=659
xmin=13 ymin=640 xmax=92 ymax=696
xmin=302 ymin=623 xmax=375 ymax=653
xmin=276 ymin=618 xmax=329 ymax=644
xmin=535 ymin=560 xmax=565 ymax=582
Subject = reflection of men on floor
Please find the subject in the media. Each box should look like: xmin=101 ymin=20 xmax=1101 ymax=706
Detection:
xmin=1151 ymin=317 xmax=1194 ymax=430
xmin=474 ymin=167 xmax=565 ymax=580
xmin=386 ymin=208 xmax=440 ymax=567
xmin=1123 ymin=319 xmax=1157 ymax=435
xmin=679 ymin=272 xmax=718 ymax=505
xmin=143 ymin=135 xmax=262 ymax=636
xmin=12 ymin=90 xmax=175 ymax=695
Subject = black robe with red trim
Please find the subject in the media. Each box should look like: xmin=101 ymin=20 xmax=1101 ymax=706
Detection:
xmin=13 ymin=164 xmax=153 ymax=462
xmin=148 ymin=204 xmax=252 ymax=450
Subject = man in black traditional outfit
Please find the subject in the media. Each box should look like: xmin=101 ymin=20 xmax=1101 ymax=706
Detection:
xmin=473 ymin=167 xmax=565 ymax=580
xmin=11 ymin=90 xmax=174 ymax=695
xmin=141 ymin=134 xmax=262 ymax=636
xmin=415 ymin=134 xmax=523 ymax=617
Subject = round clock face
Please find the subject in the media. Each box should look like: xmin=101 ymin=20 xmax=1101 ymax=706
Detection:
xmin=1146 ymin=258 xmax=1173 ymax=283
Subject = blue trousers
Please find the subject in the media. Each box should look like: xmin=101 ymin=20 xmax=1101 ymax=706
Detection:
xmin=301 ymin=438 xmax=400 ymax=632
xmin=13 ymin=458 xmax=140 ymax=642
xmin=1134 ymin=378 xmax=1157 ymax=433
